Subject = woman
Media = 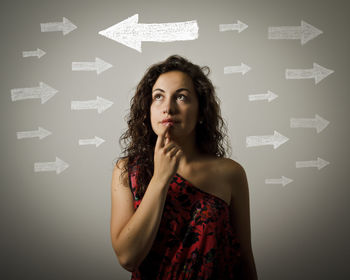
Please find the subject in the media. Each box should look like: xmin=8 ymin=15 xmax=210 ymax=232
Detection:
xmin=110 ymin=55 xmax=258 ymax=279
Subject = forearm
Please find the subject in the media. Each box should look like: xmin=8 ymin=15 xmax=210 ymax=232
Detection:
xmin=114 ymin=176 xmax=169 ymax=270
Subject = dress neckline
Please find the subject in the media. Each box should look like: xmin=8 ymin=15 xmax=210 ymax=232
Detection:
xmin=175 ymin=172 xmax=230 ymax=207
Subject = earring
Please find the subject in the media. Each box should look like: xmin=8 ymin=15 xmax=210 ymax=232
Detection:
xmin=199 ymin=120 xmax=203 ymax=124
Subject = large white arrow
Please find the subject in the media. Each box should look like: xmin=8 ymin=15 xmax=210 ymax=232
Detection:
xmin=79 ymin=136 xmax=105 ymax=147
xmin=224 ymin=63 xmax=251 ymax=75
xmin=71 ymin=96 xmax=113 ymax=114
xmin=248 ymin=90 xmax=278 ymax=102
xmin=265 ymin=176 xmax=293 ymax=187
xmin=268 ymin=20 xmax=322 ymax=45
xmin=219 ymin=20 xmax=248 ymax=33
xmin=34 ymin=157 xmax=69 ymax=174
xmin=11 ymin=82 xmax=58 ymax=104
xmin=17 ymin=127 xmax=52 ymax=140
xmin=22 ymin=48 xmax=46 ymax=59
xmin=286 ymin=63 xmax=334 ymax=84
xmin=40 ymin=17 xmax=77 ymax=35
xmin=290 ymin=114 xmax=329 ymax=133
xmin=98 ymin=14 xmax=199 ymax=52
xmin=246 ymin=130 xmax=289 ymax=149
xmin=72 ymin=57 xmax=113 ymax=75
xmin=296 ymin=157 xmax=329 ymax=170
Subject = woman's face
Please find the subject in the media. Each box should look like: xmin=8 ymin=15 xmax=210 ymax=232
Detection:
xmin=150 ymin=70 xmax=199 ymax=140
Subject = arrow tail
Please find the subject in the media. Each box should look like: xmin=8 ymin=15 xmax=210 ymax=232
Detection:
xmin=11 ymin=87 xmax=40 ymax=101
xmin=286 ymin=69 xmax=313 ymax=80
xmin=72 ymin=62 xmax=96 ymax=71
xmin=296 ymin=160 xmax=317 ymax=168
xmin=79 ymin=139 xmax=94 ymax=145
xmin=138 ymin=21 xmax=198 ymax=42
xmin=268 ymin=26 xmax=301 ymax=39
xmin=40 ymin=22 xmax=62 ymax=32
xmin=265 ymin=178 xmax=282 ymax=184
xmin=71 ymin=100 xmax=97 ymax=110
xmin=290 ymin=118 xmax=315 ymax=128
xmin=34 ymin=162 xmax=56 ymax=172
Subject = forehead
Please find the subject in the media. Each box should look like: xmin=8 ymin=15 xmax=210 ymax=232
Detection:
xmin=152 ymin=71 xmax=194 ymax=91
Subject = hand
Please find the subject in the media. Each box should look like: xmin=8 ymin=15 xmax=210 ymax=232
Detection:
xmin=153 ymin=123 xmax=183 ymax=185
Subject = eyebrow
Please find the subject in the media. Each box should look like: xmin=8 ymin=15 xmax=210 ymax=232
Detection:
xmin=152 ymin=88 xmax=191 ymax=94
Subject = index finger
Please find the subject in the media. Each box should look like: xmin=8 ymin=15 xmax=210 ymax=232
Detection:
xmin=155 ymin=124 xmax=171 ymax=149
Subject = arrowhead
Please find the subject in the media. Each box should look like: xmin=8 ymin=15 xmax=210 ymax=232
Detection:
xmin=301 ymin=20 xmax=323 ymax=45
xmin=96 ymin=96 xmax=113 ymax=114
xmin=38 ymin=126 xmax=52 ymax=140
xmin=281 ymin=176 xmax=293 ymax=187
xmin=39 ymin=82 xmax=58 ymax=104
xmin=95 ymin=57 xmax=113 ymax=75
xmin=55 ymin=157 xmax=69 ymax=174
xmin=94 ymin=136 xmax=105 ymax=147
xmin=314 ymin=114 xmax=329 ymax=133
xmin=267 ymin=90 xmax=278 ymax=102
xmin=62 ymin=17 xmax=77 ymax=35
xmin=241 ymin=63 xmax=251 ymax=75
xmin=37 ymin=48 xmax=46 ymax=58
xmin=313 ymin=63 xmax=334 ymax=84
xmin=317 ymin=157 xmax=329 ymax=170
xmin=273 ymin=130 xmax=289 ymax=149
xmin=237 ymin=20 xmax=248 ymax=33
xmin=98 ymin=14 xmax=142 ymax=52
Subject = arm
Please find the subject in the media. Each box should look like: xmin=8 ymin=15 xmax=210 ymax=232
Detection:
xmin=229 ymin=161 xmax=258 ymax=279
xmin=110 ymin=159 xmax=170 ymax=272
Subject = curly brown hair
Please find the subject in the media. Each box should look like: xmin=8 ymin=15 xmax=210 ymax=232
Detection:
xmin=115 ymin=55 xmax=231 ymax=199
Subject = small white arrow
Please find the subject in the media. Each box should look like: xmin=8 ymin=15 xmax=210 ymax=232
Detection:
xmin=219 ymin=20 xmax=248 ymax=33
xmin=17 ymin=127 xmax=52 ymax=140
xmin=290 ymin=114 xmax=329 ymax=133
xmin=34 ymin=157 xmax=69 ymax=174
xmin=98 ymin=14 xmax=199 ymax=52
xmin=72 ymin=57 xmax=113 ymax=75
xmin=11 ymin=82 xmax=58 ymax=104
xmin=268 ymin=20 xmax=322 ymax=45
xmin=286 ymin=63 xmax=334 ymax=84
xmin=248 ymin=90 xmax=278 ymax=102
xmin=40 ymin=17 xmax=77 ymax=35
xmin=246 ymin=130 xmax=289 ymax=149
xmin=224 ymin=63 xmax=251 ymax=75
xmin=71 ymin=96 xmax=113 ymax=114
xmin=79 ymin=136 xmax=105 ymax=147
xmin=296 ymin=157 xmax=329 ymax=170
xmin=265 ymin=176 xmax=293 ymax=187
xmin=22 ymin=48 xmax=46 ymax=58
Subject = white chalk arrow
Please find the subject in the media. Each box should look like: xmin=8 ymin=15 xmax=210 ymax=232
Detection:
xmin=72 ymin=57 xmax=113 ymax=75
xmin=268 ymin=20 xmax=322 ymax=45
xmin=98 ymin=14 xmax=199 ymax=52
xmin=248 ymin=90 xmax=278 ymax=102
xmin=286 ymin=63 xmax=334 ymax=84
xmin=290 ymin=114 xmax=329 ymax=133
xmin=34 ymin=157 xmax=69 ymax=174
xmin=40 ymin=17 xmax=77 ymax=35
xmin=296 ymin=157 xmax=329 ymax=170
xmin=219 ymin=20 xmax=248 ymax=33
xmin=17 ymin=127 xmax=52 ymax=140
xmin=265 ymin=176 xmax=293 ymax=187
xmin=246 ymin=130 xmax=289 ymax=149
xmin=224 ymin=63 xmax=251 ymax=75
xmin=11 ymin=82 xmax=58 ymax=104
xmin=79 ymin=136 xmax=105 ymax=147
xmin=71 ymin=96 xmax=113 ymax=114
xmin=22 ymin=48 xmax=46 ymax=58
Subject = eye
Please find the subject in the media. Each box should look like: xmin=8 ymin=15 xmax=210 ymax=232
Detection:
xmin=153 ymin=94 xmax=162 ymax=100
xmin=177 ymin=94 xmax=187 ymax=101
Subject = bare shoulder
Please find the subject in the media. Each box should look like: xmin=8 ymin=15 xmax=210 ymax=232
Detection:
xmin=112 ymin=157 xmax=129 ymax=188
xmin=216 ymin=158 xmax=248 ymax=193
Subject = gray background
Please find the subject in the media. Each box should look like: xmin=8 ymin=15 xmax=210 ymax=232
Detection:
xmin=1 ymin=0 xmax=349 ymax=279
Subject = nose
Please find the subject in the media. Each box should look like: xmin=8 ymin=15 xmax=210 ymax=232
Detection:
xmin=162 ymin=97 xmax=177 ymax=114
